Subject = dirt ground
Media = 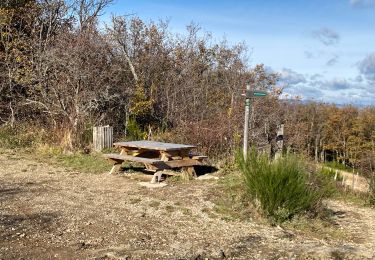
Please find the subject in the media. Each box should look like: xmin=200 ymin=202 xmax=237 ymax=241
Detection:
xmin=1 ymin=150 xmax=375 ymax=260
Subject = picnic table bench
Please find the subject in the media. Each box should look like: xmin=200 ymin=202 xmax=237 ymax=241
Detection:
xmin=103 ymin=140 xmax=207 ymax=183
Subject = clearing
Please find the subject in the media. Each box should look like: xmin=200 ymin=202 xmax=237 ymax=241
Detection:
xmin=1 ymin=150 xmax=375 ymax=259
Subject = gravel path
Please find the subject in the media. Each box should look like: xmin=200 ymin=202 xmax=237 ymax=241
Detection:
xmin=1 ymin=151 xmax=375 ymax=259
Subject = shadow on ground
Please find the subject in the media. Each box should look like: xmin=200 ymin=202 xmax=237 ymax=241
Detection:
xmin=194 ymin=165 xmax=219 ymax=176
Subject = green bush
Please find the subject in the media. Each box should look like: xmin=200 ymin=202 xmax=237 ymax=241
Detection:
xmin=319 ymin=166 xmax=343 ymax=182
xmin=324 ymin=160 xmax=353 ymax=172
xmin=0 ymin=126 xmax=42 ymax=149
xmin=125 ymin=117 xmax=147 ymax=140
xmin=236 ymin=149 xmax=331 ymax=223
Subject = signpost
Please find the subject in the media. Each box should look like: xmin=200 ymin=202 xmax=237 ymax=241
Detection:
xmin=242 ymin=84 xmax=268 ymax=159
xmin=246 ymin=90 xmax=267 ymax=97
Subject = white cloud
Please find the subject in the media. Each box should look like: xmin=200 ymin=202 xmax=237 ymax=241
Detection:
xmin=358 ymin=52 xmax=375 ymax=82
xmin=350 ymin=0 xmax=375 ymax=8
xmin=326 ymin=54 xmax=339 ymax=66
xmin=323 ymin=78 xmax=353 ymax=90
xmin=311 ymin=28 xmax=340 ymax=46
xmin=277 ymin=67 xmax=374 ymax=105
xmin=279 ymin=68 xmax=306 ymax=85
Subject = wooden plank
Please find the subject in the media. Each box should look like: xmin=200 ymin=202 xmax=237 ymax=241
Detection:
xmin=144 ymin=163 xmax=159 ymax=172
xmin=192 ymin=155 xmax=208 ymax=160
xmin=160 ymin=170 xmax=179 ymax=176
xmin=113 ymin=140 xmax=196 ymax=151
xmin=103 ymin=153 xmax=162 ymax=164
xmin=163 ymin=159 xmax=202 ymax=168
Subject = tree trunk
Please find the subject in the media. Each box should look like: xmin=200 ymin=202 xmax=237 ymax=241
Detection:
xmin=314 ymin=134 xmax=319 ymax=162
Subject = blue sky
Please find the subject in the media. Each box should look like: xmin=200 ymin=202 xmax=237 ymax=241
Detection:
xmin=104 ymin=0 xmax=375 ymax=105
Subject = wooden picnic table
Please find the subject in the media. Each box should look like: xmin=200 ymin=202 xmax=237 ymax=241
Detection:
xmin=103 ymin=140 xmax=207 ymax=183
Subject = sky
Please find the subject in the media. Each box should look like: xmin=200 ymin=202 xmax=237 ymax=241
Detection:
xmin=103 ymin=0 xmax=375 ymax=105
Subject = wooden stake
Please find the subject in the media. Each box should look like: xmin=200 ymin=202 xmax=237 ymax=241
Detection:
xmin=275 ymin=124 xmax=284 ymax=160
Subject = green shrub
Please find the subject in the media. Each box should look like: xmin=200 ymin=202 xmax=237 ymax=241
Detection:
xmin=236 ymin=149 xmax=331 ymax=223
xmin=324 ymin=160 xmax=353 ymax=172
xmin=125 ymin=117 xmax=147 ymax=140
xmin=0 ymin=126 xmax=43 ymax=149
xmin=319 ymin=166 xmax=343 ymax=182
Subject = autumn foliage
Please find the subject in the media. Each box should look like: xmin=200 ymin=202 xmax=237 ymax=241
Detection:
xmin=1 ymin=0 xmax=375 ymax=178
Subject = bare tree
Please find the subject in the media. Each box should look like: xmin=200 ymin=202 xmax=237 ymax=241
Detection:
xmin=74 ymin=0 xmax=113 ymax=30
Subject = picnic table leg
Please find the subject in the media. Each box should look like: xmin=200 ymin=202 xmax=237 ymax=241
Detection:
xmin=181 ymin=166 xmax=197 ymax=179
xmin=109 ymin=164 xmax=122 ymax=175
xmin=151 ymin=171 xmax=162 ymax=184
xmin=109 ymin=149 xmax=126 ymax=175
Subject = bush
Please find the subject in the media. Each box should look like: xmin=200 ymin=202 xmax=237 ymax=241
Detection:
xmin=319 ymin=166 xmax=343 ymax=182
xmin=236 ymin=149 xmax=330 ymax=223
xmin=324 ymin=160 xmax=353 ymax=172
xmin=125 ymin=117 xmax=147 ymax=140
xmin=0 ymin=125 xmax=44 ymax=149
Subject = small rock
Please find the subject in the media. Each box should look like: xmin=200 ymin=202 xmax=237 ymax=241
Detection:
xmin=138 ymin=182 xmax=167 ymax=188
xmin=218 ymin=249 xmax=226 ymax=259
xmin=197 ymin=174 xmax=219 ymax=180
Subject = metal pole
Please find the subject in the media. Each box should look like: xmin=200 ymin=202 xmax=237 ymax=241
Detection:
xmin=243 ymin=84 xmax=251 ymax=159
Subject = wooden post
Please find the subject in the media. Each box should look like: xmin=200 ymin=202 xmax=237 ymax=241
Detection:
xmin=243 ymin=84 xmax=251 ymax=160
xmin=334 ymin=170 xmax=338 ymax=181
xmin=275 ymin=124 xmax=284 ymax=160
xmin=93 ymin=126 xmax=113 ymax=152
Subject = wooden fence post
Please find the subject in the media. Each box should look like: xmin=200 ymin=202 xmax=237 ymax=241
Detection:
xmin=275 ymin=124 xmax=284 ymax=160
xmin=93 ymin=126 xmax=113 ymax=152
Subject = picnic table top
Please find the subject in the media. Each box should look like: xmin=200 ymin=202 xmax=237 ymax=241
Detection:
xmin=113 ymin=140 xmax=196 ymax=151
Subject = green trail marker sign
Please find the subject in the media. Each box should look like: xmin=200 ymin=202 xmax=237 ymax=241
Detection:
xmin=243 ymin=90 xmax=267 ymax=98
xmin=243 ymin=85 xmax=268 ymax=159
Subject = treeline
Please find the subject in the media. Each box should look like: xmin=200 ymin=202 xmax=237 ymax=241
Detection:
xmin=284 ymin=102 xmax=375 ymax=176
xmin=0 ymin=0 xmax=280 ymax=151
xmin=0 ymin=0 xmax=374 ymax=175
